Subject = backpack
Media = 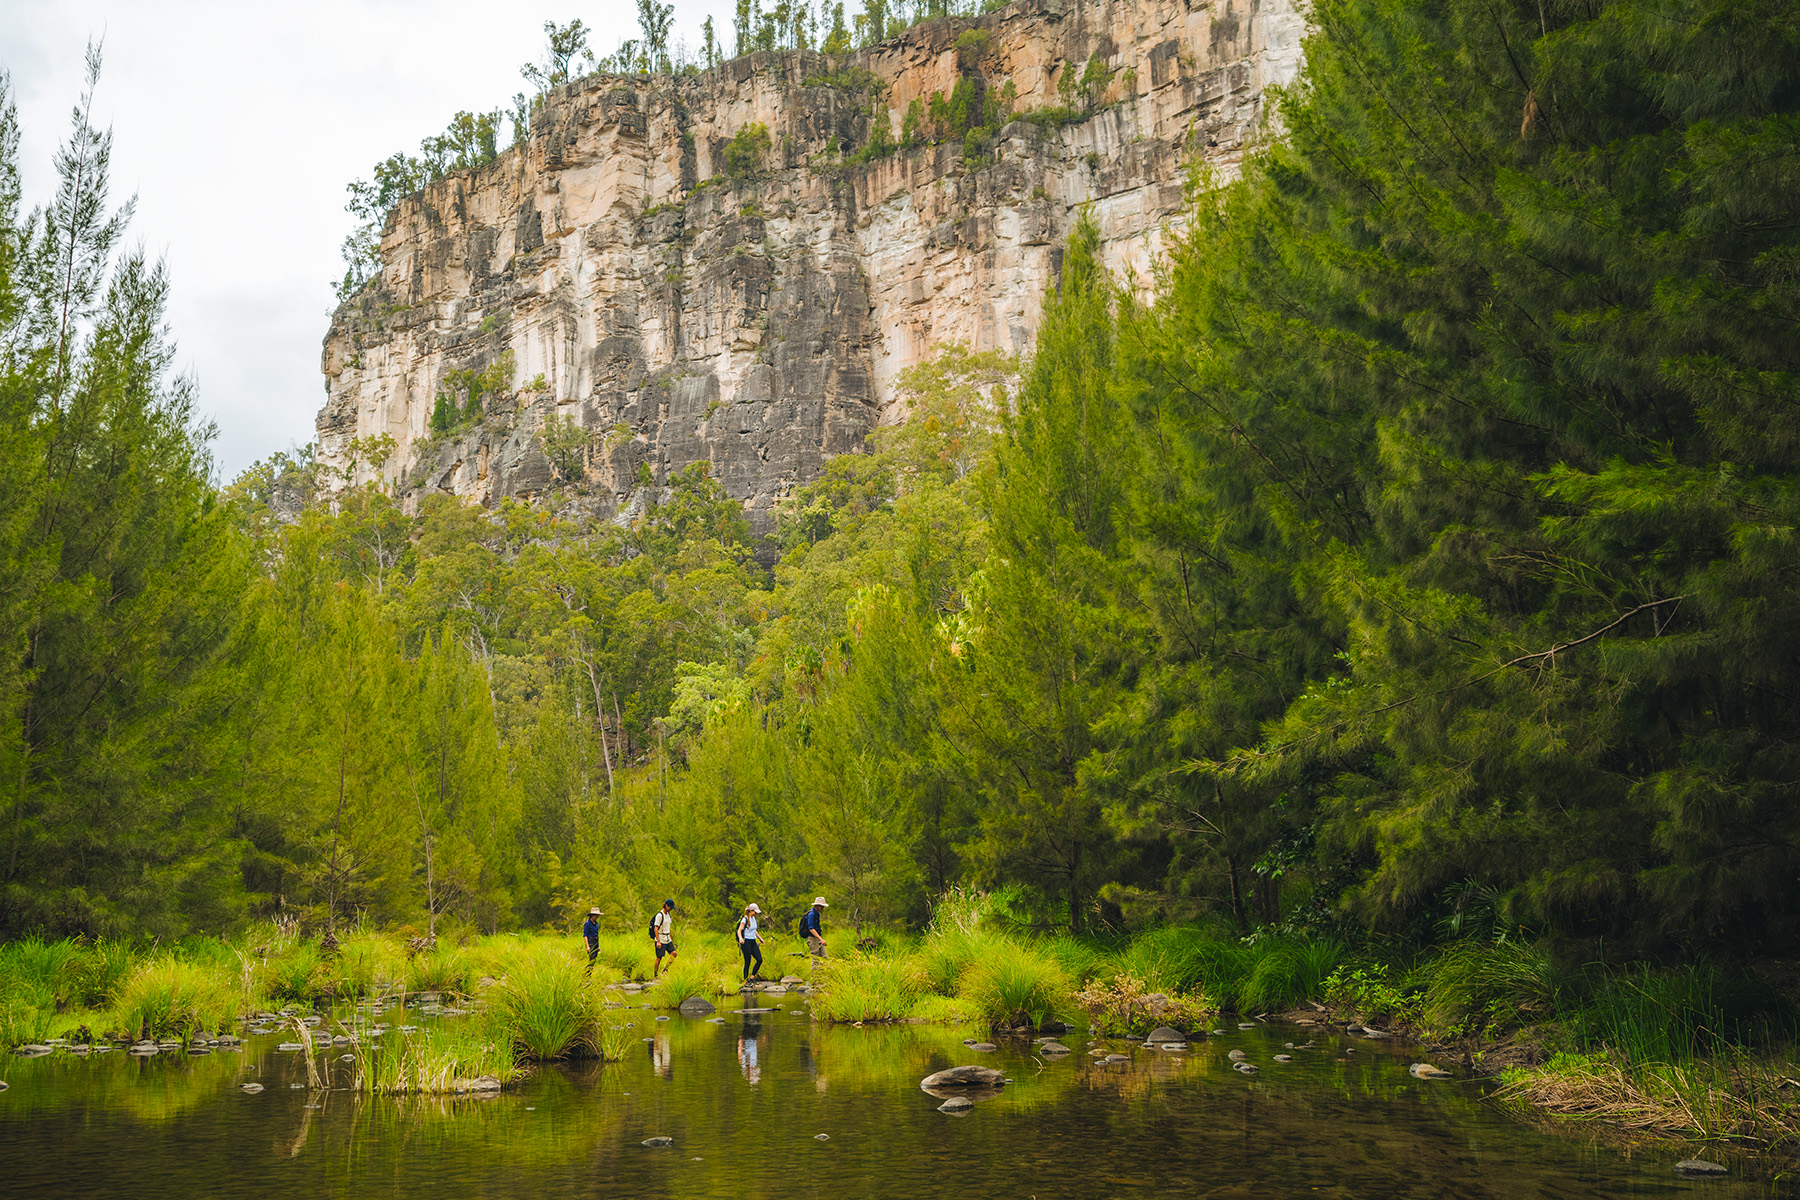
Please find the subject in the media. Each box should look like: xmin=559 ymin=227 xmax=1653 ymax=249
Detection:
xmin=648 ymin=912 xmax=660 ymax=939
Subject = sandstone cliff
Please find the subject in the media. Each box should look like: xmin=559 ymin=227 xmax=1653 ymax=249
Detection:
xmin=316 ymin=0 xmax=1303 ymax=535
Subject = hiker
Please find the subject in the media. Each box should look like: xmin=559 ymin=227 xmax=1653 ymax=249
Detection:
xmin=650 ymin=898 xmax=677 ymax=978
xmin=801 ymin=896 xmax=828 ymax=958
xmin=582 ymin=907 xmax=602 ymax=972
xmin=736 ymin=903 xmax=764 ymax=983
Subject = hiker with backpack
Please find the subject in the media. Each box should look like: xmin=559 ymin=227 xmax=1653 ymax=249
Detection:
xmin=801 ymin=896 xmax=828 ymax=958
xmin=650 ymin=899 xmax=677 ymax=978
xmin=736 ymin=903 xmax=764 ymax=984
xmin=582 ymin=907 xmax=602 ymax=973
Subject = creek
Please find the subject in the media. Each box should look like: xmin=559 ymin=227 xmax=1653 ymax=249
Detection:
xmin=0 ymin=997 xmax=1785 ymax=1198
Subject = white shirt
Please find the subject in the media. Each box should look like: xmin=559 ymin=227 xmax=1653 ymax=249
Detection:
xmin=653 ymin=910 xmax=673 ymax=944
xmin=738 ymin=915 xmax=759 ymax=941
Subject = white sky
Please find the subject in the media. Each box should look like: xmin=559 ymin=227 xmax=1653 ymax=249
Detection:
xmin=2 ymin=0 xmax=735 ymax=482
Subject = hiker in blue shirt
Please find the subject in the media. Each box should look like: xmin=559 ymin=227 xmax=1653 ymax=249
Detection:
xmin=582 ymin=907 xmax=602 ymax=972
xmin=736 ymin=903 xmax=764 ymax=984
xmin=801 ymin=896 xmax=828 ymax=958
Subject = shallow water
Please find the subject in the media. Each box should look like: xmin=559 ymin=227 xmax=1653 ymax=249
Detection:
xmin=1 ymin=999 xmax=1787 ymax=1198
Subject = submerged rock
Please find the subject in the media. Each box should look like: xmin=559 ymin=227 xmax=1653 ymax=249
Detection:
xmin=1674 ymin=1160 xmax=1728 ymax=1177
xmin=277 ymin=1043 xmax=305 ymax=1052
xmin=1273 ymin=1054 xmax=1293 ymax=1063
xmin=642 ymin=1136 xmax=674 ymax=1148
xmin=938 ymin=1096 xmax=974 ymax=1113
xmin=920 ymin=1065 xmax=1005 ymax=1089
xmin=1409 ymin=1063 xmax=1452 ymax=1079
xmin=677 ymin=996 xmax=716 ymax=1016
xmin=13 ymin=1045 xmax=52 ymax=1057
xmin=240 ymin=1083 xmax=264 ymax=1094
xmin=1228 ymin=1049 xmax=1248 ymax=1061
xmin=967 ymin=1042 xmax=997 ymax=1052
xmin=1145 ymin=1026 xmax=1187 ymax=1044
xmin=814 ymin=1133 xmax=830 ymax=1141
xmin=1040 ymin=1043 xmax=1072 ymax=1055
xmin=469 ymin=1076 xmax=503 ymax=1092
xmin=1234 ymin=1062 xmax=1259 ymax=1074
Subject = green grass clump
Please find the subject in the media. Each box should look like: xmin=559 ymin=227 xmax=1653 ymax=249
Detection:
xmin=1570 ymin=962 xmax=1795 ymax=1062
xmin=258 ymin=941 xmax=322 ymax=1002
xmin=812 ymin=952 xmax=926 ymax=1022
xmin=114 ymin=957 xmax=243 ymax=1040
xmin=406 ymin=946 xmax=476 ymax=995
xmin=495 ymin=957 xmax=597 ymax=1060
xmin=650 ymin=952 xmax=731 ymax=1007
xmin=1419 ymin=940 xmax=1562 ymax=1035
xmin=355 ymin=1016 xmax=517 ymax=1092
xmin=959 ymin=940 xmax=1071 ymax=1029
xmin=1237 ymin=937 xmax=1346 ymax=1013
xmin=1121 ymin=926 xmax=1256 ymax=1001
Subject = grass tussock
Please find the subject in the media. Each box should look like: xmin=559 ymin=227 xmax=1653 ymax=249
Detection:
xmin=495 ymin=957 xmax=598 ymax=1060
xmin=959 ymin=940 xmax=1072 ymax=1029
xmin=810 ymin=952 xmax=927 ymax=1022
xmin=649 ymin=953 xmax=732 ymax=1006
xmin=1497 ymin=1050 xmax=1800 ymax=1152
xmin=355 ymin=1018 xmax=517 ymax=1093
xmin=114 ymin=958 xmax=244 ymax=1040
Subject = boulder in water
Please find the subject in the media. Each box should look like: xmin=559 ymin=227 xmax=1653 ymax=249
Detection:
xmin=240 ymin=1083 xmax=264 ymax=1094
xmin=1145 ymin=1026 xmax=1187 ymax=1044
xmin=1409 ymin=1063 xmax=1452 ymax=1079
xmin=920 ymin=1065 xmax=1005 ymax=1089
xmin=13 ymin=1045 xmax=53 ymax=1057
xmin=1040 ymin=1042 xmax=1072 ymax=1055
xmin=677 ymin=996 xmax=716 ymax=1016
xmin=967 ymin=1042 xmax=997 ymax=1052
xmin=1228 ymin=1049 xmax=1248 ymax=1061
xmin=642 ymin=1136 xmax=674 ymax=1147
xmin=938 ymin=1096 xmax=974 ymax=1113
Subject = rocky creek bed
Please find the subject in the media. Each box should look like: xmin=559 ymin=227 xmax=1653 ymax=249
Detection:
xmin=1 ymin=1002 xmax=1786 ymax=1198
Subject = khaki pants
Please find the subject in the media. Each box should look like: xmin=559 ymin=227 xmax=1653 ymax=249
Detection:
xmin=806 ymin=933 xmax=827 ymax=958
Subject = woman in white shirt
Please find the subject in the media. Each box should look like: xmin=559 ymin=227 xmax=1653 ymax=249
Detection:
xmin=736 ymin=903 xmax=764 ymax=984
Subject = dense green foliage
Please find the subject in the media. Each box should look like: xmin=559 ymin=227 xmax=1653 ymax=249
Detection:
xmin=7 ymin=0 xmax=1800 ymax=992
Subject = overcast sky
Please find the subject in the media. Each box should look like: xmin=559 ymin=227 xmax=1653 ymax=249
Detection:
xmin=2 ymin=1 xmax=734 ymax=482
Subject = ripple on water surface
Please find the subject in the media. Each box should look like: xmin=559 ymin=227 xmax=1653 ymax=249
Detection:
xmin=0 ymin=1006 xmax=1786 ymax=1199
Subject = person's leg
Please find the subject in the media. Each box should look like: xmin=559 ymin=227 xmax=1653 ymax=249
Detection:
xmin=752 ymin=940 xmax=764 ymax=979
xmin=741 ymin=940 xmax=754 ymax=982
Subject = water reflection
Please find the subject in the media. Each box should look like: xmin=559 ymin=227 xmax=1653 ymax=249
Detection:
xmin=0 ymin=1011 xmax=1790 ymax=1199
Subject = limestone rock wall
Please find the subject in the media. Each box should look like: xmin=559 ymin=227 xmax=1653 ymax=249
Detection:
xmin=316 ymin=0 xmax=1304 ymax=532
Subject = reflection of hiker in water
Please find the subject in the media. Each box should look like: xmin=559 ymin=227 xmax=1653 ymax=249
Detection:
xmin=736 ymin=1031 xmax=762 ymax=1085
xmin=648 ymin=1031 xmax=673 ymax=1079
xmin=582 ymin=907 xmax=602 ymax=973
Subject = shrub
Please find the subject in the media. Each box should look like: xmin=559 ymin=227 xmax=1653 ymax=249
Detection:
xmin=1074 ymin=973 xmax=1212 ymax=1035
xmin=725 ymin=123 xmax=771 ymax=177
xmin=1321 ymin=962 xmax=1418 ymax=1026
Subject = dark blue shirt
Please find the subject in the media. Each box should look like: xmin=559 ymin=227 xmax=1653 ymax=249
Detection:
xmin=801 ymin=909 xmax=823 ymax=937
xmin=582 ymin=917 xmax=599 ymax=945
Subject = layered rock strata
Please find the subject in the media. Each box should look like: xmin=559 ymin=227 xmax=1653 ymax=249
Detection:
xmin=316 ymin=0 xmax=1304 ymax=534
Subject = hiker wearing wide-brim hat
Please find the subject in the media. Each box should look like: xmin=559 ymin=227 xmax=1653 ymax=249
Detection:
xmin=582 ymin=907 xmax=603 ymax=972
xmin=736 ymin=903 xmax=764 ymax=984
xmin=801 ymin=896 xmax=828 ymax=959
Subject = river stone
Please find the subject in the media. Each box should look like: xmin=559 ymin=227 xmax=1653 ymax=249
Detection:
xmin=814 ymin=1134 xmax=829 ymax=1140
xmin=1234 ymin=1062 xmax=1259 ymax=1074
xmin=938 ymin=1096 xmax=974 ymax=1112
xmin=0 ymin=1081 xmax=7 ymax=1090
xmin=14 ymin=1045 xmax=52 ymax=1057
xmin=1228 ymin=1049 xmax=1248 ymax=1061
xmin=967 ymin=1042 xmax=997 ymax=1052
xmin=1273 ymin=1054 xmax=1292 ymax=1063
xmin=156 ymin=1041 xmax=183 ymax=1051
xmin=779 ymin=975 xmax=805 ymax=985
xmin=1102 ymin=1054 xmax=1131 ymax=1065
xmin=1145 ymin=1026 xmax=1187 ymax=1044
xmin=1156 ymin=1042 xmax=1188 ymax=1051
xmin=129 ymin=1043 xmax=158 ymax=1056
xmin=1674 ymin=1160 xmax=1728 ymax=1177
xmin=188 ymin=1047 xmax=212 ymax=1056
xmin=920 ymin=1065 xmax=1005 ymax=1089
xmin=339 ymin=1053 xmax=356 ymax=1063
xmin=241 ymin=1083 xmax=264 ymax=1094
xmin=1040 ymin=1043 xmax=1072 ymax=1055
xmin=468 ymin=1076 xmax=502 ymax=1091
xmin=1409 ymin=1063 xmax=1452 ymax=1079
xmin=1211 ymin=1028 xmax=1227 ymax=1035
xmin=678 ymin=996 xmax=716 ymax=1016
xmin=1237 ymin=1022 xmax=1256 ymax=1029
xmin=278 ymin=1042 xmax=305 ymax=1051
xmin=642 ymin=1136 xmax=674 ymax=1147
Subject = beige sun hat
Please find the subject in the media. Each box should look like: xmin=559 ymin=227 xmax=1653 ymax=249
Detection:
xmin=746 ymin=903 xmax=761 ymax=913
xmin=812 ymin=896 xmax=829 ymax=907
xmin=588 ymin=907 xmax=602 ymax=915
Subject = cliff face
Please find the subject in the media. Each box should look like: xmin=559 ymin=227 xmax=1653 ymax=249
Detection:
xmin=316 ymin=0 xmax=1303 ymax=532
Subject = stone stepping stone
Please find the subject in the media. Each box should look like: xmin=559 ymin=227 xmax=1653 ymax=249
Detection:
xmin=241 ymin=1083 xmax=264 ymax=1094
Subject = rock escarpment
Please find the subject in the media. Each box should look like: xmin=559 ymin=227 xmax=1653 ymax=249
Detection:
xmin=316 ymin=0 xmax=1303 ymax=533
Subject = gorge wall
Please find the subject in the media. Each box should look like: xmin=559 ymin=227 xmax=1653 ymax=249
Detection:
xmin=315 ymin=0 xmax=1304 ymax=535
